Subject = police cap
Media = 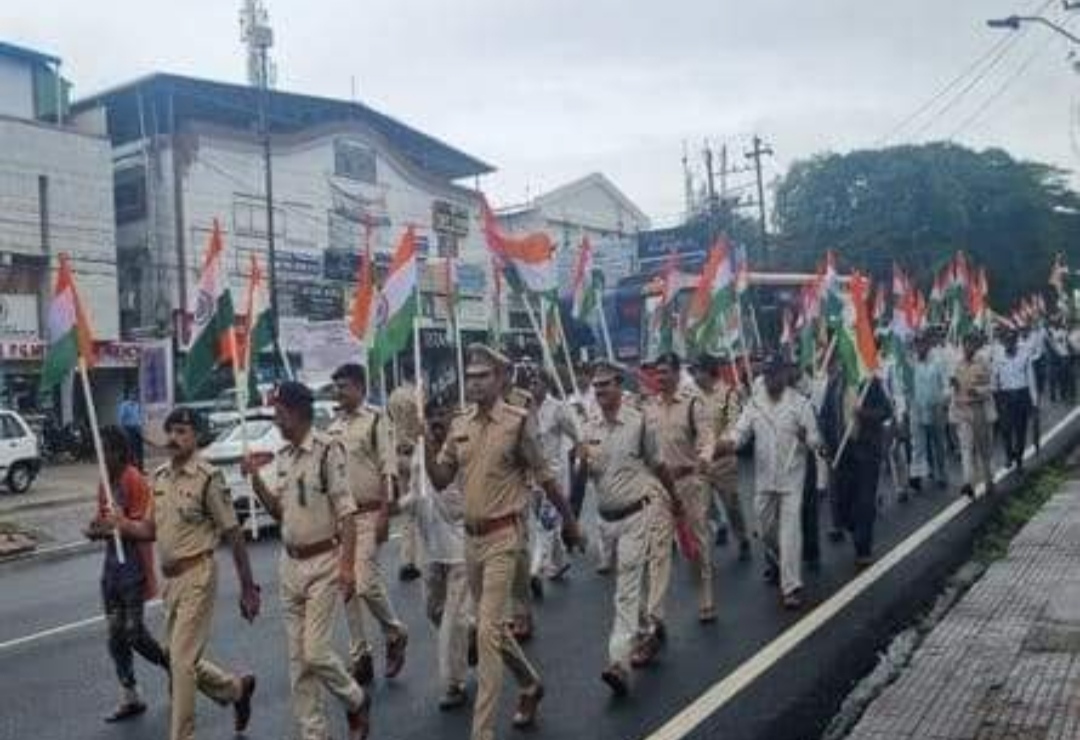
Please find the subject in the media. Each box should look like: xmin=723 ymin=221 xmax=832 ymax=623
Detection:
xmin=590 ymin=359 xmax=625 ymax=384
xmin=271 ymin=380 xmax=315 ymax=411
xmin=465 ymin=343 xmax=510 ymax=374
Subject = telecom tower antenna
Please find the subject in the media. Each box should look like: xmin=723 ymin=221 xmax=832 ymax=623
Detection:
xmin=240 ymin=0 xmax=275 ymax=88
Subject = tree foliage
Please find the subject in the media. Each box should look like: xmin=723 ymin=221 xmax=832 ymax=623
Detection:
xmin=772 ymin=142 xmax=1080 ymax=307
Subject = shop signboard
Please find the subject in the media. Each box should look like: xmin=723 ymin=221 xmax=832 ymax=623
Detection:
xmin=0 ymin=295 xmax=38 ymax=339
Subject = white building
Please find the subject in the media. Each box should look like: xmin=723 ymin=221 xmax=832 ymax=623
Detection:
xmin=0 ymin=41 xmax=124 ymax=417
xmin=496 ymin=173 xmax=650 ymax=287
xmin=72 ymin=73 xmax=495 ymax=398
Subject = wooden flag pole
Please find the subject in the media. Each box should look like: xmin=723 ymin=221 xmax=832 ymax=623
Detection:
xmin=78 ymin=357 xmax=125 ymax=563
xmin=233 ymin=365 xmax=258 ymax=540
xmin=522 ymin=293 xmax=568 ymax=400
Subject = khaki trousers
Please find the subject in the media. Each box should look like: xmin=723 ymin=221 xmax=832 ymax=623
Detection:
xmin=958 ymin=418 xmax=994 ymax=489
xmin=709 ymin=459 xmax=748 ymax=543
xmin=344 ymin=510 xmax=405 ymax=664
xmin=605 ymin=505 xmax=649 ymax=669
xmin=466 ymin=525 xmax=541 ymax=740
xmin=162 ymin=558 xmax=240 ymax=740
xmin=280 ymin=550 xmax=365 ymax=740
xmin=425 ymin=561 xmax=473 ymax=690
xmin=755 ymin=489 xmax=803 ymax=596
xmin=673 ymin=475 xmax=715 ymax=611
xmin=645 ymin=494 xmax=675 ymax=626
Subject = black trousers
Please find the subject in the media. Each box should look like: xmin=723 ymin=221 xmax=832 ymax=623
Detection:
xmin=123 ymin=426 xmax=144 ymax=470
xmin=102 ymin=577 xmax=168 ymax=689
xmin=835 ymin=447 xmax=883 ymax=559
xmin=801 ymin=452 xmax=820 ymax=564
xmin=999 ymin=389 xmax=1032 ymax=465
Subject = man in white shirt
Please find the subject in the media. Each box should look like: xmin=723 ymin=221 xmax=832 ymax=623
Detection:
xmin=910 ymin=335 xmax=950 ymax=490
xmin=528 ymin=371 xmax=582 ymax=585
xmin=993 ymin=331 xmax=1037 ymax=470
xmin=717 ymin=357 xmax=823 ymax=610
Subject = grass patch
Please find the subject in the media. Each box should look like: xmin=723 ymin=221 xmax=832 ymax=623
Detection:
xmin=971 ymin=466 xmax=1066 ymax=566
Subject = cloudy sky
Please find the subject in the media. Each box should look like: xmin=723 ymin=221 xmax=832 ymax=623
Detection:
xmin=5 ymin=0 xmax=1079 ymax=223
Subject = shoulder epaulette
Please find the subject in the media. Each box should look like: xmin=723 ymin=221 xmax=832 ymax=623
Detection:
xmin=152 ymin=462 xmax=170 ymax=478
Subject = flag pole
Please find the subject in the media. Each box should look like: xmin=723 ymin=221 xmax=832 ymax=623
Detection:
xmin=829 ymin=379 xmax=873 ymax=469
xmin=597 ymin=300 xmax=615 ymax=361
xmin=411 ymin=281 xmax=428 ymax=501
xmin=553 ymin=303 xmax=581 ymax=397
xmin=78 ymin=357 xmax=125 ymax=563
xmin=522 ymin=293 xmax=568 ymax=400
xmin=453 ymin=303 xmax=466 ymax=409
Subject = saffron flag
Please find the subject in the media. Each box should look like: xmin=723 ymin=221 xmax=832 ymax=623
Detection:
xmin=40 ymin=253 xmax=95 ymax=391
xmin=349 ymin=241 xmax=376 ymax=343
xmin=837 ymin=271 xmax=880 ymax=383
xmin=687 ymin=238 xmax=736 ymax=350
xmin=183 ymin=220 xmax=236 ymax=397
xmin=239 ymin=254 xmax=273 ymax=373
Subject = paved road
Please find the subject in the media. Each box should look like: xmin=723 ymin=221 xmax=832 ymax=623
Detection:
xmin=0 ymin=405 xmax=1073 ymax=740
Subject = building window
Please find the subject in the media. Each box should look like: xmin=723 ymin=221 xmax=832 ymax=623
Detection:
xmin=334 ymin=140 xmax=377 ymax=184
xmin=114 ymin=166 xmax=147 ymax=224
xmin=233 ymin=200 xmax=285 ymax=239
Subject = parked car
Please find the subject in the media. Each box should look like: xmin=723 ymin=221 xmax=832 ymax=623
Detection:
xmin=201 ymin=404 xmax=337 ymax=534
xmin=0 ymin=409 xmax=42 ymax=493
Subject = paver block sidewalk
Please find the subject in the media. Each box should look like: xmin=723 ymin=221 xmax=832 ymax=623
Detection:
xmin=847 ymin=482 xmax=1080 ymax=740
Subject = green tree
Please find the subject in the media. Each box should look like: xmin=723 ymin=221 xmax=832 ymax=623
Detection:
xmin=772 ymin=142 xmax=1080 ymax=308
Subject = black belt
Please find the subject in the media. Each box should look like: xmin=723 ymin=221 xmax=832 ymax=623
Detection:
xmin=598 ymin=498 xmax=648 ymax=523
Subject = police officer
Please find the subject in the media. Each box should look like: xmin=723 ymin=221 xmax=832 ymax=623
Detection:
xmin=690 ymin=354 xmax=750 ymax=559
xmin=328 ymin=363 xmax=408 ymax=686
xmin=580 ymin=360 xmax=671 ymax=696
xmin=645 ymin=352 xmax=717 ymax=623
xmin=426 ymin=344 xmax=583 ymax=740
xmin=111 ymin=407 xmax=259 ymax=740
xmin=245 ymin=382 xmax=371 ymax=740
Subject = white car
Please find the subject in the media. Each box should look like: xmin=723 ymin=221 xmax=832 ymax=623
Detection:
xmin=0 ymin=410 xmax=41 ymax=494
xmin=202 ymin=404 xmax=337 ymax=535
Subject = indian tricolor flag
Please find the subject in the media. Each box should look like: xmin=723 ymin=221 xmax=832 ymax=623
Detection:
xmin=239 ymin=254 xmax=273 ymax=372
xmin=481 ymin=199 xmax=556 ymax=294
xmin=569 ymin=237 xmax=599 ymax=320
xmin=687 ymin=238 xmax=736 ymax=348
xmin=40 ymin=253 xmax=95 ymax=391
xmin=183 ymin=220 xmax=236 ymax=397
xmin=349 ymin=244 xmax=376 ymax=343
xmin=837 ymin=271 xmax=880 ymax=384
xmin=371 ymin=226 xmax=418 ymax=368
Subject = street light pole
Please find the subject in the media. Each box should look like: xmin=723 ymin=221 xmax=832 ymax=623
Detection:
xmin=987 ymin=14 xmax=1080 ymax=45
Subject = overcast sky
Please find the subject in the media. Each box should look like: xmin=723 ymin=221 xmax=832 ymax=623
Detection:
xmin=5 ymin=0 xmax=1080 ymax=224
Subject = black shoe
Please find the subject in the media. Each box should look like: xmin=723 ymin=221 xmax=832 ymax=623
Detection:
xmin=828 ymin=529 xmax=845 ymax=543
xmin=529 ymin=575 xmax=544 ymax=600
xmin=714 ymin=527 xmax=729 ymax=547
xmin=399 ymin=564 xmax=421 ymax=582
xmin=438 ymin=684 xmax=469 ymax=711
xmin=104 ymin=701 xmax=146 ymax=723
xmin=234 ymin=674 xmax=256 ymax=733
xmin=910 ymin=477 xmax=922 ymax=492
xmin=764 ymin=565 xmax=779 ymax=585
xmin=738 ymin=540 xmax=751 ymax=561
xmin=653 ymin=620 xmax=668 ymax=644
xmin=352 ymin=653 xmax=374 ymax=686
xmin=961 ymin=484 xmax=976 ymax=500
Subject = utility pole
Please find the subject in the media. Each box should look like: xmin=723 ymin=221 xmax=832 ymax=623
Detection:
xmin=241 ymin=1 xmax=283 ymax=366
xmin=703 ymin=142 xmax=718 ymax=231
xmin=682 ymin=141 xmax=695 ymax=217
xmin=745 ymin=134 xmax=774 ymax=255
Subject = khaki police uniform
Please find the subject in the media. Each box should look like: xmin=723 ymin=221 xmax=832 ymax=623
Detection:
xmin=583 ymin=403 xmax=667 ymax=674
xmin=328 ymin=405 xmax=406 ymax=668
xmin=645 ymin=389 xmax=716 ymax=617
xmin=951 ymin=357 xmax=996 ymax=490
xmin=698 ymin=382 xmax=748 ymax=546
xmin=272 ymin=430 xmax=365 ymax=740
xmin=151 ymin=457 xmax=245 ymax=740
xmin=437 ymin=398 xmax=549 ymax=740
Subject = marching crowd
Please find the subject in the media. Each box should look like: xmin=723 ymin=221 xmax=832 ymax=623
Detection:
xmin=80 ymin=313 xmax=1070 ymax=740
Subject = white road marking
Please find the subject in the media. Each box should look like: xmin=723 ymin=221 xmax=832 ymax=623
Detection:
xmin=0 ymin=599 xmax=162 ymax=654
xmin=645 ymin=404 xmax=1080 ymax=740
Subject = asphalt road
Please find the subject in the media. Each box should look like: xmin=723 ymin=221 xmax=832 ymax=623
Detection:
xmin=0 ymin=404 xmax=1073 ymax=740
